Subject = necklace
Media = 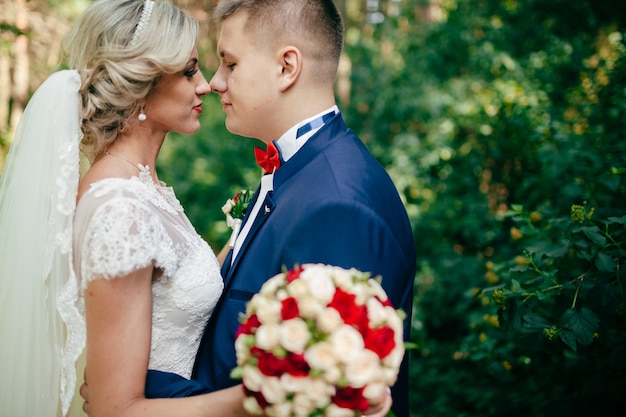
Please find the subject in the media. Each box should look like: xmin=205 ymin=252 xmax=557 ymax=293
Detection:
xmin=104 ymin=151 xmax=158 ymax=186
xmin=104 ymin=151 xmax=142 ymax=170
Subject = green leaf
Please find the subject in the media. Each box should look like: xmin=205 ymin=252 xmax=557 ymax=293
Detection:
xmin=526 ymin=241 xmax=549 ymax=255
xmin=404 ymin=341 xmax=420 ymax=350
xmin=560 ymin=307 xmax=599 ymax=346
xmin=520 ymin=312 xmax=552 ymax=334
xmin=510 ymin=264 xmax=530 ymax=272
xmin=558 ymin=329 xmax=578 ymax=351
xmin=607 ymin=215 xmax=626 ymax=224
xmin=594 ymin=251 xmax=616 ymax=272
xmin=580 ymin=226 xmax=607 ymax=247
xmin=545 ymin=241 xmax=570 ymax=258
xmin=520 ymin=275 xmax=545 ymax=288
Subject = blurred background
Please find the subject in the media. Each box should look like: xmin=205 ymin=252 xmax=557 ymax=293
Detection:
xmin=2 ymin=0 xmax=626 ymax=416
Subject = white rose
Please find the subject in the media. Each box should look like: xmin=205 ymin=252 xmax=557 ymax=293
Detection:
xmin=248 ymin=292 xmax=261 ymax=307
xmin=286 ymin=278 xmax=310 ymax=299
xmin=301 ymin=265 xmax=336 ymax=304
xmin=243 ymin=396 xmax=263 ymax=415
xmin=366 ymin=298 xmax=388 ymax=327
xmin=382 ymin=340 xmax=405 ymax=374
xmin=276 ymin=288 xmax=289 ymax=301
xmin=382 ymin=365 xmax=400 ymax=386
xmin=265 ymin=402 xmax=292 ymax=417
xmin=255 ymin=296 xmax=282 ymax=324
xmin=385 ymin=306 xmax=404 ymax=334
xmin=255 ymin=323 xmax=281 ymax=351
xmin=363 ymin=382 xmax=387 ymax=400
xmin=221 ymin=199 xmax=235 ymax=214
xmin=280 ymin=318 xmax=311 ymax=353
xmin=292 ymin=392 xmax=317 ymax=417
xmin=323 ymin=365 xmax=341 ymax=385
xmin=261 ymin=274 xmax=284 ymax=296
xmin=242 ymin=365 xmax=264 ymax=392
xmin=306 ymin=378 xmax=334 ymax=408
xmin=344 ymin=349 xmax=382 ymax=388
xmin=235 ymin=334 xmax=252 ymax=365
xmin=261 ymin=376 xmax=286 ymax=404
xmin=305 ymin=341 xmax=338 ymax=371
xmin=330 ymin=325 xmax=364 ymax=363
xmin=280 ymin=373 xmax=309 ymax=394
xmin=352 ymin=281 xmax=371 ymax=305
xmin=367 ymin=279 xmax=388 ymax=302
xmin=316 ymin=308 xmax=343 ymax=333
xmin=324 ymin=403 xmax=354 ymax=417
xmin=302 ymin=297 xmax=327 ymax=320
xmin=329 ymin=266 xmax=353 ymax=289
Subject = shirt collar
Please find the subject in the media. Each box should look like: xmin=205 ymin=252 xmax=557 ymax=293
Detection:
xmin=275 ymin=106 xmax=338 ymax=163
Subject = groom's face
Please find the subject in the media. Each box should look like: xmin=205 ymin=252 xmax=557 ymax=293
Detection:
xmin=210 ymin=12 xmax=281 ymax=144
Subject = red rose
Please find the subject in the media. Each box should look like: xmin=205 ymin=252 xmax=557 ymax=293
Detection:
xmin=364 ymin=325 xmax=396 ymax=358
xmin=333 ymin=386 xmax=370 ymax=412
xmin=285 ymin=352 xmax=310 ymax=376
xmin=329 ymin=287 xmax=368 ymax=331
xmin=236 ymin=313 xmax=261 ymax=338
xmin=285 ymin=265 xmax=304 ymax=283
xmin=243 ymin=385 xmax=269 ymax=409
xmin=257 ymin=351 xmax=286 ymax=377
xmin=281 ymin=296 xmax=300 ymax=320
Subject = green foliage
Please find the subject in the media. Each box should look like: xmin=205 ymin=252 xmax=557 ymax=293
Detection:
xmin=341 ymin=0 xmax=626 ymax=415
xmin=473 ymin=204 xmax=625 ymax=415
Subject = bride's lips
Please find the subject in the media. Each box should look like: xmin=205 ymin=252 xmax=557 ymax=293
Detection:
xmin=193 ymin=104 xmax=202 ymax=114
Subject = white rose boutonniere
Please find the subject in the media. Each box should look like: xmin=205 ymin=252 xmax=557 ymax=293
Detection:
xmin=222 ymin=189 xmax=253 ymax=247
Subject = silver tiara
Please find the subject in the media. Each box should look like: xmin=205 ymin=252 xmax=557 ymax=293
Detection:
xmin=130 ymin=0 xmax=155 ymax=46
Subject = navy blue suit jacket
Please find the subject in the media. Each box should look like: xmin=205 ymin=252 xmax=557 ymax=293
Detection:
xmin=146 ymin=114 xmax=416 ymax=416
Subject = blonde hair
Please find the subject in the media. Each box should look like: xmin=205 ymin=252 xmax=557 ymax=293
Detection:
xmin=63 ymin=0 xmax=199 ymax=161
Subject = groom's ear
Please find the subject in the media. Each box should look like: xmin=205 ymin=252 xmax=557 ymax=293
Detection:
xmin=278 ymin=46 xmax=302 ymax=92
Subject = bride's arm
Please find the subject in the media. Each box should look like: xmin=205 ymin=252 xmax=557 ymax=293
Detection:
xmin=84 ymin=266 xmax=248 ymax=417
xmin=215 ymin=242 xmax=230 ymax=267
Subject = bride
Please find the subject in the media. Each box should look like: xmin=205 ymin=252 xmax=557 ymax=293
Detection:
xmin=0 ymin=1 xmax=249 ymax=416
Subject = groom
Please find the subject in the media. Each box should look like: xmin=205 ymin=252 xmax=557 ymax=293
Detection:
xmin=146 ymin=0 xmax=416 ymax=415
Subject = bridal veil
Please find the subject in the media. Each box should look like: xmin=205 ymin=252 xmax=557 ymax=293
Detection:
xmin=0 ymin=70 xmax=86 ymax=416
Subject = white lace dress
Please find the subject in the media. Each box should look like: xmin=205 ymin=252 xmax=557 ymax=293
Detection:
xmin=72 ymin=167 xmax=223 ymax=378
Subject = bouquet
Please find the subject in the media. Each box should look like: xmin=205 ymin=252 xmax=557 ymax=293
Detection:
xmin=222 ymin=189 xmax=253 ymax=247
xmin=232 ymin=263 xmax=405 ymax=417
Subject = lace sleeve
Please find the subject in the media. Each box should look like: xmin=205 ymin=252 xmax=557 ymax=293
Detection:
xmin=79 ymin=195 xmax=175 ymax=287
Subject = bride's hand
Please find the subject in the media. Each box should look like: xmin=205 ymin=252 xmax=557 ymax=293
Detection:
xmin=80 ymin=367 xmax=91 ymax=415
xmin=362 ymin=387 xmax=393 ymax=417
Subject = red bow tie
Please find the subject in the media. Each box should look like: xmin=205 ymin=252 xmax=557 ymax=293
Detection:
xmin=254 ymin=142 xmax=281 ymax=173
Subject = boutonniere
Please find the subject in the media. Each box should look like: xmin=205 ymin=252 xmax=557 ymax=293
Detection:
xmin=222 ymin=189 xmax=253 ymax=248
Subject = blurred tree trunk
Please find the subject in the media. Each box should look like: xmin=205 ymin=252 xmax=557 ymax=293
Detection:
xmin=0 ymin=45 xmax=10 ymax=135
xmin=10 ymin=0 xmax=29 ymax=131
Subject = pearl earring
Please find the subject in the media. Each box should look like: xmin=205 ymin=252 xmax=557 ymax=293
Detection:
xmin=138 ymin=109 xmax=147 ymax=121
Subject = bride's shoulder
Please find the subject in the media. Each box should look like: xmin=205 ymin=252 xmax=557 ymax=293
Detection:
xmin=76 ymin=158 xmax=138 ymax=203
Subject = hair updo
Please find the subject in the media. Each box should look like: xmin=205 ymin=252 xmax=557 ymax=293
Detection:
xmin=63 ymin=0 xmax=199 ymax=162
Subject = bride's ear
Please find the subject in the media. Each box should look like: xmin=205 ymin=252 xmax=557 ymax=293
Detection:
xmin=278 ymin=46 xmax=302 ymax=92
